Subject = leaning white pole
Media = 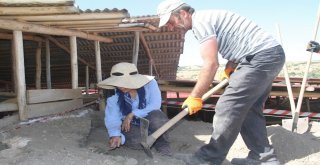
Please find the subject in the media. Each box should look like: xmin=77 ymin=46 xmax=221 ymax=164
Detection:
xmin=275 ymin=24 xmax=296 ymax=119
xmin=292 ymin=2 xmax=320 ymax=132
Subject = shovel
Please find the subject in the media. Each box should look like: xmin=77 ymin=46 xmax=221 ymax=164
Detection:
xmin=275 ymin=24 xmax=309 ymax=134
xmin=140 ymin=78 xmax=229 ymax=158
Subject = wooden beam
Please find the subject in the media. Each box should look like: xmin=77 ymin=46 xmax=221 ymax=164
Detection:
xmin=0 ymin=32 xmax=43 ymax=42
xmin=27 ymin=89 xmax=82 ymax=104
xmin=57 ymin=24 xmax=120 ymax=29
xmin=13 ymin=30 xmax=27 ymax=120
xmin=47 ymin=36 xmax=96 ymax=70
xmin=143 ymin=31 xmax=184 ymax=36
xmin=38 ymin=19 xmax=122 ymax=26
xmin=82 ymin=27 xmax=150 ymax=32
xmin=28 ymin=99 xmax=83 ymax=119
xmin=0 ymin=98 xmax=18 ymax=112
xmin=0 ymin=92 xmax=15 ymax=96
xmin=70 ymin=36 xmax=78 ymax=89
xmin=140 ymin=32 xmax=159 ymax=77
xmin=0 ymin=12 xmax=128 ymax=21
xmin=0 ymin=19 xmax=113 ymax=43
xmin=0 ymin=0 xmax=74 ymax=7
xmin=0 ymin=6 xmax=79 ymax=15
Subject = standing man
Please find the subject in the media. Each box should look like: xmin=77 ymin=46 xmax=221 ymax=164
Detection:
xmin=157 ymin=0 xmax=285 ymax=165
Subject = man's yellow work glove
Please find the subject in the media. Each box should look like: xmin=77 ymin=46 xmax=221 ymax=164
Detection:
xmin=182 ymin=96 xmax=203 ymax=115
xmin=219 ymin=67 xmax=235 ymax=80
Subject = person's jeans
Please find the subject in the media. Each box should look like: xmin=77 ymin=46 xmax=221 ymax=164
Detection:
xmin=195 ymin=45 xmax=285 ymax=164
xmin=123 ymin=110 xmax=170 ymax=150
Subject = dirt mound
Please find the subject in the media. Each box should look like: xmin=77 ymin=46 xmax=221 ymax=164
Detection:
xmin=0 ymin=108 xmax=319 ymax=165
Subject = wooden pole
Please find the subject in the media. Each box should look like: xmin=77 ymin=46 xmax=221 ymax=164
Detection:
xmin=47 ymin=36 xmax=96 ymax=70
xmin=35 ymin=42 xmax=42 ymax=89
xmin=95 ymin=40 xmax=104 ymax=111
xmin=85 ymin=66 xmax=89 ymax=94
xmin=13 ymin=30 xmax=27 ymax=120
xmin=95 ymin=41 xmax=102 ymax=82
xmin=132 ymin=31 xmax=140 ymax=66
xmin=149 ymin=59 xmax=153 ymax=76
xmin=11 ymin=38 xmax=16 ymax=93
xmin=139 ymin=32 xmax=159 ymax=77
xmin=70 ymin=36 xmax=78 ymax=89
xmin=45 ymin=38 xmax=52 ymax=89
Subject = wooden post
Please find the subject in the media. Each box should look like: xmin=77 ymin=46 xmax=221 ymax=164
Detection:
xmin=35 ymin=42 xmax=42 ymax=89
xmin=85 ymin=66 xmax=89 ymax=94
xmin=70 ymin=36 xmax=78 ymax=89
xmin=161 ymin=91 xmax=168 ymax=116
xmin=11 ymin=38 xmax=17 ymax=93
xmin=95 ymin=41 xmax=102 ymax=82
xmin=95 ymin=41 xmax=104 ymax=111
xmin=13 ymin=30 xmax=27 ymax=120
xmin=132 ymin=31 xmax=140 ymax=66
xmin=45 ymin=38 xmax=52 ymax=89
xmin=149 ymin=59 xmax=154 ymax=76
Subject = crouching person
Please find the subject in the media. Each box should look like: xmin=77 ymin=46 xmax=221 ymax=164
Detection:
xmin=97 ymin=62 xmax=172 ymax=156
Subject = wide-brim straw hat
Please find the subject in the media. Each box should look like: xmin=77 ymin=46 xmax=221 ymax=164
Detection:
xmin=97 ymin=62 xmax=154 ymax=89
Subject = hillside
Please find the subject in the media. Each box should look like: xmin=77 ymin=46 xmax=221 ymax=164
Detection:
xmin=177 ymin=61 xmax=320 ymax=80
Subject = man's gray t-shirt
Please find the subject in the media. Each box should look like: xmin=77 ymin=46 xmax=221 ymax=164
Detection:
xmin=192 ymin=10 xmax=279 ymax=63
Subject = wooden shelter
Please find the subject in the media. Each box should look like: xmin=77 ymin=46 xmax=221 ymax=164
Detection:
xmin=0 ymin=0 xmax=186 ymax=127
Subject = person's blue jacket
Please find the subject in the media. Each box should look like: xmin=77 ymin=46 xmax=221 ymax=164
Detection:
xmin=104 ymin=79 xmax=162 ymax=144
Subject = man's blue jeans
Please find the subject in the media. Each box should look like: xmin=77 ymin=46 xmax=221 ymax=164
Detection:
xmin=195 ymin=45 xmax=285 ymax=164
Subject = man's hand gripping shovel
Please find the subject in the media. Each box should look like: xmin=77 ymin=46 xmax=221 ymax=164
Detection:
xmin=140 ymin=78 xmax=229 ymax=158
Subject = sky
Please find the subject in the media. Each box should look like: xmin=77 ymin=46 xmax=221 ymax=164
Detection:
xmin=75 ymin=0 xmax=320 ymax=66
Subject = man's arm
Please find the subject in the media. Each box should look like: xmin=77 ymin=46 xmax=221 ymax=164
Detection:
xmin=190 ymin=38 xmax=219 ymax=98
xmin=182 ymin=38 xmax=219 ymax=115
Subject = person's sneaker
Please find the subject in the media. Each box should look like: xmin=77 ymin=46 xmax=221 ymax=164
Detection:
xmin=155 ymin=145 xmax=173 ymax=156
xmin=231 ymin=156 xmax=280 ymax=165
xmin=174 ymin=153 xmax=214 ymax=165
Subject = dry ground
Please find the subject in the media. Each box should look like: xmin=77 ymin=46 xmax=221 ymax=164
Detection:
xmin=0 ymin=108 xmax=320 ymax=165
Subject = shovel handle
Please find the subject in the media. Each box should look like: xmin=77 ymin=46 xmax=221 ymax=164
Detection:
xmin=150 ymin=79 xmax=229 ymax=140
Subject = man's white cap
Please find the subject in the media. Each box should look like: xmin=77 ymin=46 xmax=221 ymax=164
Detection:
xmin=157 ymin=0 xmax=185 ymax=27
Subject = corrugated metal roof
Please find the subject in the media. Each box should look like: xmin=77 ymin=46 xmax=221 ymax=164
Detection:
xmin=0 ymin=1 xmax=186 ymax=89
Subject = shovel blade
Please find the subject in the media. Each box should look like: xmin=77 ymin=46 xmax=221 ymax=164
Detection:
xmin=140 ymin=117 xmax=153 ymax=158
xmin=282 ymin=117 xmax=309 ymax=134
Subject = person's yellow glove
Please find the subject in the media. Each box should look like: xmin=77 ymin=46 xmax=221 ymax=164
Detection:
xmin=219 ymin=67 xmax=235 ymax=80
xmin=182 ymin=96 xmax=203 ymax=115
